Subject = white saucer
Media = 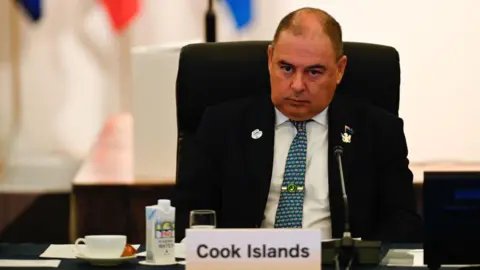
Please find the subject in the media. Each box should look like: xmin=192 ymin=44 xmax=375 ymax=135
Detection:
xmin=75 ymin=254 xmax=137 ymax=266
xmin=138 ymin=260 xmax=179 ymax=266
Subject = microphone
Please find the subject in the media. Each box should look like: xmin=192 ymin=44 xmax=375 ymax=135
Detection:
xmin=321 ymin=146 xmax=383 ymax=270
xmin=334 ymin=146 xmax=351 ymax=240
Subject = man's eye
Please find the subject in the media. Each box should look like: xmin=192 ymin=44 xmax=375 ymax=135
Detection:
xmin=309 ymin=70 xmax=322 ymax=76
xmin=281 ymin=65 xmax=293 ymax=72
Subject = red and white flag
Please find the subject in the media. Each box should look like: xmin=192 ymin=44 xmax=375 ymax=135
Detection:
xmin=98 ymin=0 xmax=140 ymax=33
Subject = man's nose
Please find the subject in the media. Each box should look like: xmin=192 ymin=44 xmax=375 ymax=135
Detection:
xmin=291 ymin=72 xmax=305 ymax=92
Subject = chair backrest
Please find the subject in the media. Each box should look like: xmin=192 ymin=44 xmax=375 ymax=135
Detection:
xmin=176 ymin=41 xmax=400 ymax=138
xmin=174 ymin=41 xmax=401 ymax=180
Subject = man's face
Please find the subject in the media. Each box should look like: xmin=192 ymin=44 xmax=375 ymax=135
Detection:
xmin=268 ymin=31 xmax=347 ymax=121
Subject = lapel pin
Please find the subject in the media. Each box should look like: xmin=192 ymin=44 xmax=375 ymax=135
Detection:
xmin=341 ymin=125 xmax=353 ymax=143
xmin=345 ymin=125 xmax=354 ymax=134
xmin=341 ymin=132 xmax=351 ymax=143
xmin=251 ymin=129 xmax=263 ymax=139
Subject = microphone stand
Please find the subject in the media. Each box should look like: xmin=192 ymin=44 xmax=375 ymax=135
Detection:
xmin=205 ymin=0 xmax=216 ymax=42
xmin=322 ymin=146 xmax=383 ymax=270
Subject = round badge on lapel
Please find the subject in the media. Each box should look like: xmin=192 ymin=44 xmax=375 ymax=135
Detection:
xmin=251 ymin=129 xmax=263 ymax=139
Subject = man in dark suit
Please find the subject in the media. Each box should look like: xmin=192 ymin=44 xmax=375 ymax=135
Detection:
xmin=174 ymin=7 xmax=422 ymax=243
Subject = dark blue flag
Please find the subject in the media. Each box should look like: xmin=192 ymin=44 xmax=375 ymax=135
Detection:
xmin=224 ymin=0 xmax=252 ymax=30
xmin=16 ymin=0 xmax=42 ymax=22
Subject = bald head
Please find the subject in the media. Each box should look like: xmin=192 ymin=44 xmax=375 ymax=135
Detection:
xmin=272 ymin=7 xmax=343 ymax=59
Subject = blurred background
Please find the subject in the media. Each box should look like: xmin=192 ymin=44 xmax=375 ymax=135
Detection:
xmin=0 ymin=0 xmax=479 ymax=244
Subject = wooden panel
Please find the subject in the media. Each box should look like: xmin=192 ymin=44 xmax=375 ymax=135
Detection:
xmin=1 ymin=194 xmax=37 ymax=232
xmin=414 ymin=183 xmax=423 ymax=216
xmin=0 ymin=194 xmax=69 ymax=243
xmin=0 ymin=194 xmax=4 ymax=233
xmin=73 ymin=186 xmax=128 ymax=238
xmin=72 ymin=184 xmax=175 ymax=244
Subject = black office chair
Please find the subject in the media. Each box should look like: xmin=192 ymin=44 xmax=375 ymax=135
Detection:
xmin=176 ymin=41 xmax=400 ymax=137
xmin=173 ymin=40 xmax=401 ymax=241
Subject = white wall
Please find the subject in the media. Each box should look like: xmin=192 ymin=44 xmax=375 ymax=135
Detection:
xmin=0 ymin=0 xmax=479 ymax=177
xmin=133 ymin=0 xmax=480 ymax=170
xmin=306 ymin=0 xmax=480 ymax=162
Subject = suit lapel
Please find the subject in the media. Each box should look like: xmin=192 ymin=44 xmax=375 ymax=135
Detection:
xmin=328 ymin=94 xmax=357 ymax=238
xmin=244 ymin=95 xmax=275 ymax=226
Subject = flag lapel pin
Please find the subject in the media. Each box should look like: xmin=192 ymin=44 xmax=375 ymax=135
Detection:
xmin=341 ymin=125 xmax=353 ymax=143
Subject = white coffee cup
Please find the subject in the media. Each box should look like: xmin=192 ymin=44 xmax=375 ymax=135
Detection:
xmin=74 ymin=235 xmax=126 ymax=258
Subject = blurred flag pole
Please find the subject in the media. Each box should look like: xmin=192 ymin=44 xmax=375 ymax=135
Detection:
xmin=118 ymin=28 xmax=132 ymax=113
xmin=1 ymin=1 xmax=22 ymax=180
xmin=205 ymin=0 xmax=216 ymax=42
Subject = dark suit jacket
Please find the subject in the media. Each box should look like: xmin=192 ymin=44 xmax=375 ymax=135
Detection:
xmin=174 ymin=93 xmax=423 ymax=243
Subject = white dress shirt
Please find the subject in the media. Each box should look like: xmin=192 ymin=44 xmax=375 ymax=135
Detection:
xmin=261 ymin=107 xmax=332 ymax=239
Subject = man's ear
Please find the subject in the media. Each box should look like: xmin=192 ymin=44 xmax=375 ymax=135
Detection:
xmin=336 ymin=55 xmax=347 ymax=85
xmin=267 ymin=44 xmax=274 ymax=73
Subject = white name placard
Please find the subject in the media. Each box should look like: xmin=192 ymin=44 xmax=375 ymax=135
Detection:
xmin=185 ymin=229 xmax=321 ymax=270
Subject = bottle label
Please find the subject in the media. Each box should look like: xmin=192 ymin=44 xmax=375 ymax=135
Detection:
xmin=155 ymin=220 xmax=174 ymax=238
xmin=154 ymin=220 xmax=175 ymax=258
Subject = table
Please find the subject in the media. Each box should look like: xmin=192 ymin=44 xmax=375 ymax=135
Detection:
xmin=0 ymin=244 xmax=184 ymax=270
xmin=0 ymin=243 xmax=429 ymax=270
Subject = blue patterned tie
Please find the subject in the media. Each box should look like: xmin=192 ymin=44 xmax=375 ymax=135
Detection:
xmin=274 ymin=120 xmax=308 ymax=228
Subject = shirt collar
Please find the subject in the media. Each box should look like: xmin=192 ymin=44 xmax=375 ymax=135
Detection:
xmin=274 ymin=107 xmax=328 ymax=127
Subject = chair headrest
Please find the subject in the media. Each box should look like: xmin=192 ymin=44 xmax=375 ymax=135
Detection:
xmin=176 ymin=41 xmax=400 ymax=134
